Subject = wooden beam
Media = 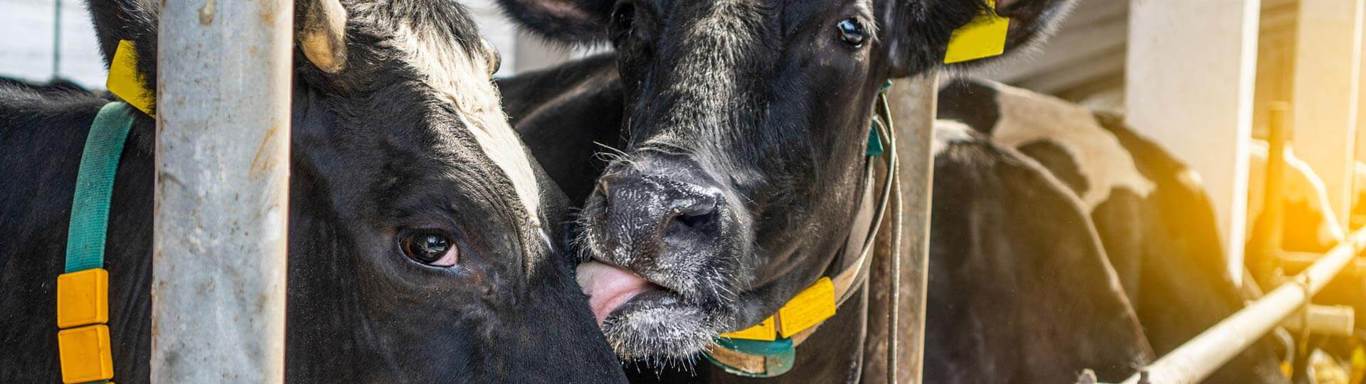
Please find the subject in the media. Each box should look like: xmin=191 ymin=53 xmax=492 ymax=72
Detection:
xmin=1291 ymin=0 xmax=1365 ymax=224
xmin=861 ymin=74 xmax=938 ymax=384
xmin=1126 ymin=0 xmax=1262 ymax=285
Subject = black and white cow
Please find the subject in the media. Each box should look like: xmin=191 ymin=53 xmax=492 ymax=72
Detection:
xmin=0 ymin=0 xmax=626 ymax=382
xmin=500 ymin=53 xmax=1154 ymax=382
xmin=937 ymin=77 xmax=1288 ymax=383
xmin=496 ymin=0 xmax=1082 ymax=373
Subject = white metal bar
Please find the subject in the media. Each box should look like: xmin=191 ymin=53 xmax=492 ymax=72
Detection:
xmin=152 ymin=0 xmax=292 ymax=382
xmin=1120 ymin=228 xmax=1366 ymax=384
xmin=1291 ymin=0 xmax=1365 ymax=223
xmin=1279 ymin=304 xmax=1355 ymax=337
xmin=1289 ymin=0 xmax=1366 ymax=222
xmin=1126 ymin=0 xmax=1262 ymax=286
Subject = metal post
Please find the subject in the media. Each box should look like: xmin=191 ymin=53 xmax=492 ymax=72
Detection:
xmin=152 ymin=0 xmax=292 ymax=382
xmin=1250 ymin=102 xmax=1290 ymax=284
xmin=861 ymin=73 xmax=938 ymax=384
xmin=1120 ymin=228 xmax=1366 ymax=384
xmin=1127 ymin=0 xmax=1262 ymax=287
xmin=52 ymin=0 xmax=61 ymax=79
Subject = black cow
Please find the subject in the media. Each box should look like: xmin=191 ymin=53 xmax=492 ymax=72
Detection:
xmin=496 ymin=0 xmax=1079 ymax=370
xmin=0 ymin=0 xmax=625 ymax=382
xmin=937 ymin=78 xmax=1288 ymax=383
xmin=500 ymin=54 xmax=1154 ymax=382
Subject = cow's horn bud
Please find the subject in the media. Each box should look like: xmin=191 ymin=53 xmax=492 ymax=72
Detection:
xmin=299 ymin=0 xmax=348 ymax=74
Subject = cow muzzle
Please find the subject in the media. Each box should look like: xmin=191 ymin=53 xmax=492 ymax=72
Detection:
xmin=576 ymin=152 xmax=749 ymax=360
xmin=592 ymin=153 xmax=728 ymax=278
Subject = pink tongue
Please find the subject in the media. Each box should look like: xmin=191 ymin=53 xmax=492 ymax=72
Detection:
xmin=577 ymin=261 xmax=652 ymax=327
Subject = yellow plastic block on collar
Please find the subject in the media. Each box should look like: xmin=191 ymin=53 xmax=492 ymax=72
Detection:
xmin=57 ymin=268 xmax=108 ymax=329
xmin=107 ymin=40 xmax=153 ymax=115
xmin=720 ymin=316 xmax=777 ymax=341
xmin=776 ymin=277 xmax=836 ymax=338
xmin=944 ymin=0 xmax=1011 ymax=64
xmin=58 ymin=325 xmax=114 ymax=383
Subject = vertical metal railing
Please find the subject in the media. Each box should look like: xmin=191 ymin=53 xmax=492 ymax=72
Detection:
xmin=151 ymin=1 xmax=292 ymax=382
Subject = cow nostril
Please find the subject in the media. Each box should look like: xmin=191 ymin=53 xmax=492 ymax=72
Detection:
xmin=665 ymin=196 xmax=721 ymax=243
xmin=676 ymin=207 xmax=718 ymax=230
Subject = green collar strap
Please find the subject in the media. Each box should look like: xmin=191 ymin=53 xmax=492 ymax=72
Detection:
xmin=65 ymin=102 xmax=137 ymax=273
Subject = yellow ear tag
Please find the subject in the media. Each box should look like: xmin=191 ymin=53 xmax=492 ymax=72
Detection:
xmin=107 ymin=40 xmax=154 ymax=115
xmin=721 ymin=316 xmax=778 ymax=341
xmin=943 ymin=0 xmax=1011 ymax=64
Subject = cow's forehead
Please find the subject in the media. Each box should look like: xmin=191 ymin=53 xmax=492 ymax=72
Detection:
xmin=367 ymin=2 xmax=550 ymax=273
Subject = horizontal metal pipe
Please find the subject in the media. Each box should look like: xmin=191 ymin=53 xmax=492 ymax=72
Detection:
xmin=1121 ymin=228 xmax=1366 ymax=384
xmin=1279 ymin=304 xmax=1355 ymax=337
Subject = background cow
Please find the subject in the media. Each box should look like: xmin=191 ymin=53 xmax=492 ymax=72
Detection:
xmin=0 ymin=0 xmax=626 ymax=382
xmin=937 ymin=77 xmax=1287 ymax=383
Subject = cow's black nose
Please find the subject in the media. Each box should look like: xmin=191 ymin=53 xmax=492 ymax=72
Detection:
xmin=595 ymin=155 xmax=726 ymax=266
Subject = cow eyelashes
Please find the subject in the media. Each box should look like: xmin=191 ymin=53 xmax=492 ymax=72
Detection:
xmin=835 ymin=18 xmax=867 ymax=48
xmin=398 ymin=228 xmax=460 ymax=267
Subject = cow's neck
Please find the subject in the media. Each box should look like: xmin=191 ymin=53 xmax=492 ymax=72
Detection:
xmin=706 ymin=108 xmax=893 ymax=382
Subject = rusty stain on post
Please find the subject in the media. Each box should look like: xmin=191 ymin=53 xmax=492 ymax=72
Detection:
xmin=152 ymin=0 xmax=292 ymax=382
xmin=198 ymin=0 xmax=215 ymax=25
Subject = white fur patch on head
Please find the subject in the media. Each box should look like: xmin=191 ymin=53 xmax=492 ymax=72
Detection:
xmin=392 ymin=23 xmax=548 ymax=268
xmin=987 ymin=82 xmax=1155 ymax=210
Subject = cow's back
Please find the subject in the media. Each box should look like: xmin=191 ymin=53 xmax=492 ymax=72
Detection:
xmin=0 ymin=81 xmax=155 ymax=382
xmin=926 ymin=122 xmax=1153 ymax=383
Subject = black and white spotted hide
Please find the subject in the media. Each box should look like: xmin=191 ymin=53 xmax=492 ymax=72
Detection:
xmin=937 ymin=77 xmax=1289 ymax=384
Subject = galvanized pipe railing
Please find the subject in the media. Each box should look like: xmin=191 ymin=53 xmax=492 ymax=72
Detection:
xmin=1120 ymin=227 xmax=1366 ymax=384
xmin=152 ymin=1 xmax=293 ymax=382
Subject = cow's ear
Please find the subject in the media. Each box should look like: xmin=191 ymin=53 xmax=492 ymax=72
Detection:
xmin=85 ymin=0 xmax=159 ymax=102
xmin=883 ymin=0 xmax=1075 ymax=78
xmin=496 ymin=0 xmax=616 ymax=44
xmin=297 ymin=0 xmax=348 ymax=74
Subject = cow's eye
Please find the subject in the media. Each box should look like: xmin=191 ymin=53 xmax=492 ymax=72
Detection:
xmin=398 ymin=229 xmax=459 ymax=267
xmin=836 ymin=18 xmax=867 ymax=48
xmin=611 ymin=2 xmax=636 ymax=36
